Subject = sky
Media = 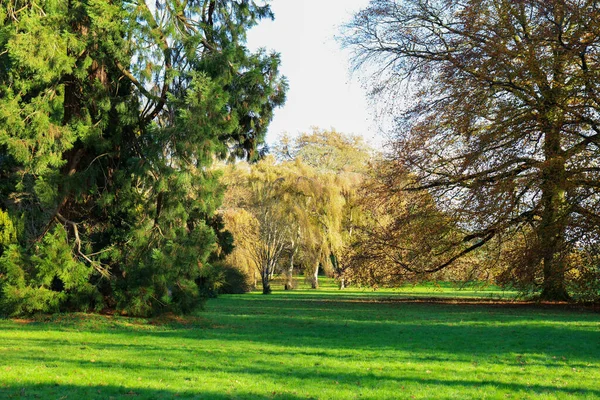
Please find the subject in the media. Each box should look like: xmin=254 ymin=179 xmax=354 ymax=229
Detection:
xmin=246 ymin=0 xmax=383 ymax=148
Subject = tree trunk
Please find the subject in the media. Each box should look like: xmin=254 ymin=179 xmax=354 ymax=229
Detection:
xmin=538 ymin=196 xmax=570 ymax=301
xmin=284 ymin=248 xmax=296 ymax=290
xmin=311 ymin=262 xmax=319 ymax=289
xmin=538 ymin=121 xmax=570 ymax=301
xmin=330 ymin=253 xmax=345 ymax=290
xmin=261 ymin=268 xmax=272 ymax=295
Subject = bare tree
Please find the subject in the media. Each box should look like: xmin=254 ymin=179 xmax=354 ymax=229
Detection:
xmin=343 ymin=0 xmax=600 ymax=300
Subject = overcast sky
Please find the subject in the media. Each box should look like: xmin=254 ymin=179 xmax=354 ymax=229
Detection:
xmin=246 ymin=0 xmax=383 ymax=148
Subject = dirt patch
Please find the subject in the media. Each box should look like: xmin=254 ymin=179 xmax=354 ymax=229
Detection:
xmin=148 ymin=313 xmax=206 ymax=327
xmin=11 ymin=319 xmax=35 ymax=325
xmin=336 ymin=297 xmax=600 ymax=312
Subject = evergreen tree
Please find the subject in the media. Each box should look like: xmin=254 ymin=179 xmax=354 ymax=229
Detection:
xmin=0 ymin=0 xmax=286 ymax=316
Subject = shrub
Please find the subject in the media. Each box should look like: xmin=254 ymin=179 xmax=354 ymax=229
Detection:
xmin=568 ymin=263 xmax=600 ymax=303
xmin=197 ymin=262 xmax=252 ymax=297
xmin=218 ymin=263 xmax=253 ymax=294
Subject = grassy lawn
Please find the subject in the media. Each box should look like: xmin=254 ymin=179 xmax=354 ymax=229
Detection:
xmin=1 ymin=283 xmax=599 ymax=399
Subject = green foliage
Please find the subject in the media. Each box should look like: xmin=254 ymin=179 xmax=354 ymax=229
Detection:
xmin=112 ymin=221 xmax=218 ymax=317
xmin=0 ymin=1 xmax=286 ymax=316
xmin=216 ymin=263 xmax=253 ymax=294
xmin=196 ymin=263 xmax=226 ymax=299
xmin=0 ymin=209 xmax=17 ymax=253
xmin=0 ymin=226 xmax=101 ymax=316
xmin=197 ymin=262 xmax=253 ymax=298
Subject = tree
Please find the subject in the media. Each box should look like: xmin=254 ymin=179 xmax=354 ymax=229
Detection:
xmin=274 ymin=129 xmax=374 ymax=288
xmin=347 ymin=160 xmax=482 ymax=287
xmin=275 ymin=127 xmax=372 ymax=173
xmin=220 ymin=208 xmax=261 ymax=289
xmin=343 ymin=0 xmax=600 ymax=300
xmin=222 ymin=158 xmax=300 ymax=294
xmin=221 ymin=156 xmax=351 ymax=292
xmin=0 ymin=0 xmax=286 ymax=315
xmin=294 ymin=169 xmax=346 ymax=289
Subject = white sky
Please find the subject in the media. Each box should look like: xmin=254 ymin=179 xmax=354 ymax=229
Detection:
xmin=246 ymin=0 xmax=383 ymax=148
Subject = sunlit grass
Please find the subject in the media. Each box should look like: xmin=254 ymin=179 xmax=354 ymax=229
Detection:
xmin=269 ymin=276 xmax=519 ymax=299
xmin=1 ymin=284 xmax=599 ymax=399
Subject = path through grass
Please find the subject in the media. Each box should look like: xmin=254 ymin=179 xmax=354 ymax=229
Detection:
xmin=1 ymin=286 xmax=599 ymax=399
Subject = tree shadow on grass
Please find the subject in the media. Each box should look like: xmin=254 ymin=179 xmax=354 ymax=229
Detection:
xmin=215 ymin=292 xmax=600 ymax=313
xmin=1 ymin=295 xmax=600 ymax=399
xmin=1 ymin=297 xmax=599 ymax=359
xmin=1 ymin=368 xmax=599 ymax=400
xmin=3 ymin=314 xmax=597 ymax=362
xmin=178 ymin=299 xmax=600 ymax=360
xmin=3 ymin=338 xmax=596 ymax=383
xmin=0 ymin=383 xmax=309 ymax=400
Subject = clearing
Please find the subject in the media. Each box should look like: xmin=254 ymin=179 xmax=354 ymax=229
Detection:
xmin=1 ymin=282 xmax=599 ymax=399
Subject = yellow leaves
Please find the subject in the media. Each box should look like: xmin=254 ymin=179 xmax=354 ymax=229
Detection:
xmin=219 ymin=155 xmax=359 ymax=276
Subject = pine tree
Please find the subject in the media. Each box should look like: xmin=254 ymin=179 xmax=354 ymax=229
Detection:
xmin=0 ymin=0 xmax=286 ymax=316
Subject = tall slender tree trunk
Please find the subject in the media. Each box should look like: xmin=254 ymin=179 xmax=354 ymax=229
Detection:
xmin=330 ymin=253 xmax=345 ymax=290
xmin=311 ymin=261 xmax=319 ymax=289
xmin=285 ymin=247 xmax=296 ymax=290
xmin=538 ymin=121 xmax=570 ymax=301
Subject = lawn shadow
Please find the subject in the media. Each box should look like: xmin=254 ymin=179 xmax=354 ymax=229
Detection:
xmin=2 ymin=362 xmax=599 ymax=400
xmin=0 ymin=383 xmax=310 ymax=400
xmin=2 ymin=293 xmax=600 ymax=399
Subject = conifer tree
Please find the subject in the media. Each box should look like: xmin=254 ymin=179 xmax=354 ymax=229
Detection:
xmin=0 ymin=0 xmax=286 ymax=316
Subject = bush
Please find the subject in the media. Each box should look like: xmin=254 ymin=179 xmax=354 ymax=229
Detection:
xmin=218 ymin=263 xmax=253 ymax=294
xmin=197 ymin=262 xmax=252 ymax=297
xmin=568 ymin=264 xmax=600 ymax=303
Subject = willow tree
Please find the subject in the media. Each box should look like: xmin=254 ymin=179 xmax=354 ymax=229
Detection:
xmin=292 ymin=167 xmax=346 ymax=289
xmin=274 ymin=129 xmax=373 ymax=288
xmin=275 ymin=127 xmax=372 ymax=173
xmin=222 ymin=158 xmax=300 ymax=294
xmin=0 ymin=1 xmax=286 ymax=315
xmin=221 ymin=156 xmax=350 ymax=292
xmin=344 ymin=0 xmax=600 ymax=300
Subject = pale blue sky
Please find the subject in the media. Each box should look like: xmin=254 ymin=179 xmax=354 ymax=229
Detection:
xmin=246 ymin=0 xmax=382 ymax=148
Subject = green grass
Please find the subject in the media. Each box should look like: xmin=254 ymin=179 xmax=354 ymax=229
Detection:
xmin=1 ymin=284 xmax=599 ymax=399
xmin=273 ymin=277 xmax=520 ymax=299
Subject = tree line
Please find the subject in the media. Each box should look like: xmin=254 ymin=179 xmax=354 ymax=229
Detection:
xmin=2 ymin=0 xmax=600 ymax=317
xmin=219 ymin=125 xmax=599 ymax=301
xmin=220 ymin=129 xmax=370 ymax=294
